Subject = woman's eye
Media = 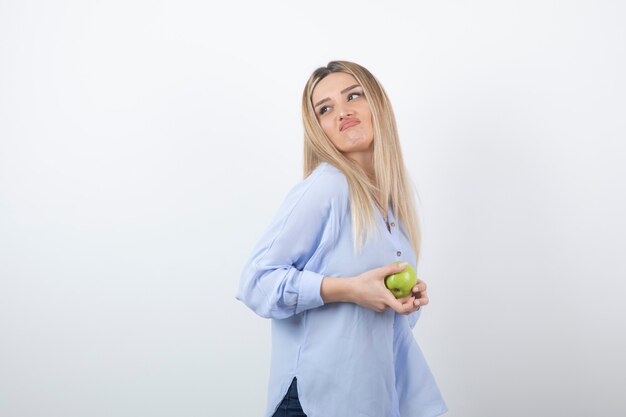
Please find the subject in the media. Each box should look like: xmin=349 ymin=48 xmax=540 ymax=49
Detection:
xmin=319 ymin=106 xmax=330 ymax=115
xmin=347 ymin=92 xmax=362 ymax=101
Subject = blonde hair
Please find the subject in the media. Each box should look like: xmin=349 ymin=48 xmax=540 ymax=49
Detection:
xmin=302 ymin=60 xmax=422 ymax=259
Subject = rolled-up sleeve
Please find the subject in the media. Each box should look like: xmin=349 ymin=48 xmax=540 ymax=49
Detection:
xmin=236 ymin=166 xmax=343 ymax=319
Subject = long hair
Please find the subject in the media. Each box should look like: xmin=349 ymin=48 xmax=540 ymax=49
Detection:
xmin=301 ymin=60 xmax=422 ymax=259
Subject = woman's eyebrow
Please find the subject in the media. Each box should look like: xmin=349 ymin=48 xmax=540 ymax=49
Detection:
xmin=314 ymin=84 xmax=361 ymax=108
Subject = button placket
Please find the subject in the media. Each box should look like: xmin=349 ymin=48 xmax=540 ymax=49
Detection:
xmin=385 ymin=207 xmax=404 ymax=259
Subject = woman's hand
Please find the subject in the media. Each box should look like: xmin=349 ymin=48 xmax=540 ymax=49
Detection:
xmin=351 ymin=262 xmax=424 ymax=315
xmin=411 ymin=279 xmax=429 ymax=310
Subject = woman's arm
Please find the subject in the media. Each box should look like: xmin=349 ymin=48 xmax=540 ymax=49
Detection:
xmin=236 ymin=165 xmax=423 ymax=319
xmin=236 ymin=166 xmax=346 ymax=319
xmin=321 ymin=262 xmax=421 ymax=315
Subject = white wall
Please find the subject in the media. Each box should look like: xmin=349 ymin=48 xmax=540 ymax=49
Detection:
xmin=1 ymin=1 xmax=625 ymax=416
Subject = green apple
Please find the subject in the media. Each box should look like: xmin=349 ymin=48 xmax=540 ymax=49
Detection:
xmin=385 ymin=262 xmax=417 ymax=298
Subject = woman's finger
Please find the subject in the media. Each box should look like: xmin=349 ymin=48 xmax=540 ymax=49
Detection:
xmin=379 ymin=261 xmax=408 ymax=279
xmin=418 ymin=292 xmax=429 ymax=306
xmin=397 ymin=293 xmax=414 ymax=303
xmin=387 ymin=294 xmax=415 ymax=315
xmin=412 ymin=281 xmax=426 ymax=295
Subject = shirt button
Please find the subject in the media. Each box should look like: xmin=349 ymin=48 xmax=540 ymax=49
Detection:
xmin=396 ymin=250 xmax=402 ymax=257
xmin=390 ymin=222 xmax=395 ymax=227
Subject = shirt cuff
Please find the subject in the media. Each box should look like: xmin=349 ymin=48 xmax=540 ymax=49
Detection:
xmin=295 ymin=270 xmax=325 ymax=315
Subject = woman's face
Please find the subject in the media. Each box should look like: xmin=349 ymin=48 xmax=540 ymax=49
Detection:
xmin=311 ymin=72 xmax=374 ymax=161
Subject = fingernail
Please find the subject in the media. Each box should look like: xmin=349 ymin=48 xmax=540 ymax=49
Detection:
xmin=398 ymin=262 xmax=408 ymax=268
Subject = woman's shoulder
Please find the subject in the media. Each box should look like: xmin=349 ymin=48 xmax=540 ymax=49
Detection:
xmin=282 ymin=162 xmax=349 ymax=213
xmin=300 ymin=162 xmax=349 ymax=200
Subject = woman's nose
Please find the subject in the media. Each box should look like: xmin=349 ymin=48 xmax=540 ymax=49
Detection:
xmin=338 ymin=107 xmax=353 ymax=119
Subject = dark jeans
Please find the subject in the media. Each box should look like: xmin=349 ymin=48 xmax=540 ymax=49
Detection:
xmin=271 ymin=377 xmax=307 ymax=417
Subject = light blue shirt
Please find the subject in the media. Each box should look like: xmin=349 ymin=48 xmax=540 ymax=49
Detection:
xmin=236 ymin=162 xmax=448 ymax=417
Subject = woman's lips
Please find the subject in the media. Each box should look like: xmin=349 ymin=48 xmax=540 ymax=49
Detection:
xmin=340 ymin=119 xmax=360 ymax=131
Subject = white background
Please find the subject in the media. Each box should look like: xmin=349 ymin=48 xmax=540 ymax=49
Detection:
xmin=1 ymin=1 xmax=625 ymax=416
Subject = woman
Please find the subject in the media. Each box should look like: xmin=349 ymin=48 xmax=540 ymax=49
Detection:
xmin=236 ymin=61 xmax=448 ymax=417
